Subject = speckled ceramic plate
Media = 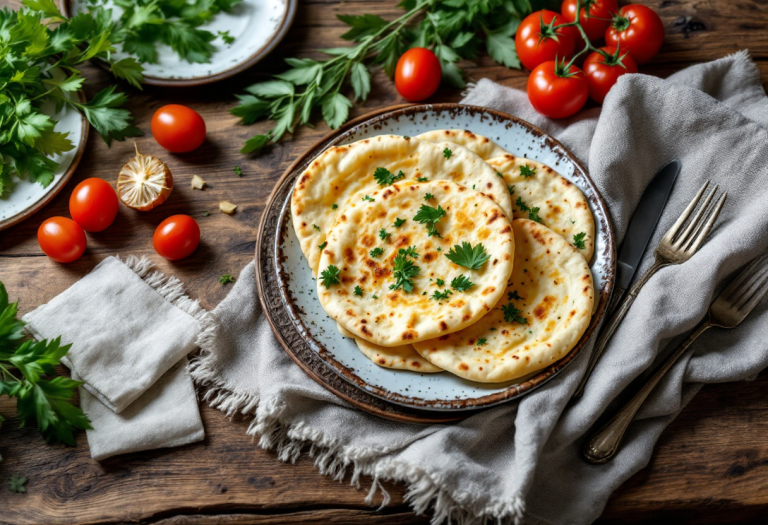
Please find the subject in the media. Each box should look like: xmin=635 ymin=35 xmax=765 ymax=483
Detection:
xmin=256 ymin=104 xmax=616 ymax=423
xmin=63 ymin=0 xmax=297 ymax=87
xmin=0 ymin=91 xmax=88 ymax=231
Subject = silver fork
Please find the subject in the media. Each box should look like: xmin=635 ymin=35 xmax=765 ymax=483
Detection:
xmin=572 ymin=181 xmax=727 ymax=399
xmin=583 ymin=252 xmax=768 ymax=463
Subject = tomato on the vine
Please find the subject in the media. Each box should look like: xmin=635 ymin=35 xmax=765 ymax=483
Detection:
xmin=605 ymin=4 xmax=664 ymax=65
xmin=153 ymin=215 xmax=200 ymax=260
xmin=395 ymin=47 xmax=442 ymax=102
xmin=515 ymin=10 xmax=578 ymax=71
xmin=38 ymin=217 xmax=87 ymax=263
xmin=69 ymin=178 xmax=119 ymax=232
xmin=561 ymin=0 xmax=619 ymax=42
xmin=527 ymin=60 xmax=588 ymax=119
xmin=151 ymin=104 xmax=207 ymax=153
xmin=583 ymin=46 xmax=638 ymax=104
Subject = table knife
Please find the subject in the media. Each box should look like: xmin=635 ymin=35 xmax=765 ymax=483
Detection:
xmin=572 ymin=159 xmax=681 ymax=399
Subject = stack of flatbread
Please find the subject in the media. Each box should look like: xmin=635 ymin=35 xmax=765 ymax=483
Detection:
xmin=290 ymin=130 xmax=595 ymax=384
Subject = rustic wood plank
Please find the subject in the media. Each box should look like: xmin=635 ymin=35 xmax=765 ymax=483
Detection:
xmin=2 ymin=0 xmax=768 ymax=523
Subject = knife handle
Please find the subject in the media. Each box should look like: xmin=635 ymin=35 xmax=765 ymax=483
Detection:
xmin=572 ymin=259 xmax=668 ymax=400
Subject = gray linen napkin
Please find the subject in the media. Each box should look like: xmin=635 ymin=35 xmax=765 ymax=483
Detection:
xmin=24 ymin=256 xmax=206 ymax=460
xmin=191 ymin=50 xmax=768 ymax=524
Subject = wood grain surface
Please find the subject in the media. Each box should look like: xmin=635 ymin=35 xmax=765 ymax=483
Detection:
xmin=2 ymin=0 xmax=768 ymax=523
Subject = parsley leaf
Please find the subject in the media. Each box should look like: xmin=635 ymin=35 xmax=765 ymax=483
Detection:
xmin=320 ymin=265 xmax=341 ymax=287
xmin=369 ymin=247 xmax=384 ymax=258
xmin=373 ymin=167 xmax=405 ymax=186
xmin=233 ymin=166 xmax=243 ymax=177
xmin=443 ymin=148 xmax=452 ymax=159
xmin=362 ymin=195 xmax=375 ymax=202
xmin=218 ymin=274 xmax=235 ymax=284
xmin=445 ymin=242 xmax=490 ymax=270
xmin=436 ymin=278 xmax=445 ymax=286
xmin=413 ymin=204 xmax=446 ymax=238
xmin=393 ymin=218 xmax=406 ymax=228
xmin=431 ymin=289 xmax=452 ymax=301
xmin=379 ymin=228 xmax=391 ymax=240
xmin=372 ymin=294 xmax=378 ymax=299
xmin=528 ymin=207 xmax=542 ymax=223
xmin=416 ymin=177 xmax=428 ymax=182
xmin=496 ymin=171 xmax=504 ymax=178
xmin=424 ymin=193 xmax=434 ymax=201
xmin=501 ymin=303 xmax=527 ymax=324
xmin=389 ymin=252 xmax=420 ymax=293
xmin=508 ymin=290 xmax=522 ymax=301
xmin=520 ymin=164 xmax=536 ymax=178
xmin=332 ymin=204 xmax=338 ymax=209
xmin=354 ymin=285 xmax=363 ymax=296
xmin=312 ymin=224 xmax=320 ymax=231
xmin=477 ymin=337 xmax=487 ymax=345
xmin=573 ymin=232 xmax=587 ymax=250
xmin=451 ymin=274 xmax=474 ymax=291
xmin=398 ymin=245 xmax=419 ymax=258
xmin=515 ymin=196 xmax=529 ymax=212
xmin=318 ymin=241 xmax=327 ymax=250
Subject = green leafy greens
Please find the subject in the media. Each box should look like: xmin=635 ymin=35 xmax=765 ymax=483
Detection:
xmin=445 ymin=242 xmax=490 ymax=270
xmin=413 ymin=203 xmax=446 ymax=238
xmin=389 ymin=252 xmax=420 ymax=293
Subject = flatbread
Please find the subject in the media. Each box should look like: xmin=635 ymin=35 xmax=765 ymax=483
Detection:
xmin=416 ymin=130 xmax=595 ymax=261
xmin=413 ymin=219 xmax=594 ymax=383
xmin=337 ymin=322 xmax=442 ymax=373
xmin=488 ymin=155 xmax=595 ymax=261
xmin=416 ymin=129 xmax=508 ymax=160
xmin=317 ymin=180 xmax=515 ymax=347
xmin=291 ymin=135 xmax=513 ymax=273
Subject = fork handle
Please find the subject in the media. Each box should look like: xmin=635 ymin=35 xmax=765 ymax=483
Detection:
xmin=583 ymin=322 xmax=711 ymax=463
xmin=572 ymin=259 xmax=669 ymax=400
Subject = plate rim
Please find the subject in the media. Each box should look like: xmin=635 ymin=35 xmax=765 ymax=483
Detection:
xmin=0 ymin=90 xmax=89 ymax=232
xmin=60 ymin=0 xmax=298 ymax=87
xmin=256 ymin=103 xmax=616 ymax=421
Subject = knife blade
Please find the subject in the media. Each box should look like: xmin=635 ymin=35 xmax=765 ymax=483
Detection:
xmin=611 ymin=159 xmax=681 ymax=308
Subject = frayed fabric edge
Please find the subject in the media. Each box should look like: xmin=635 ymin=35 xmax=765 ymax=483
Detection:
xmin=190 ymin=326 xmax=526 ymax=525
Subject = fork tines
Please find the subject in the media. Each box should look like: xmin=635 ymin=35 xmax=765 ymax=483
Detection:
xmin=722 ymin=253 xmax=768 ymax=313
xmin=663 ymin=181 xmax=727 ymax=254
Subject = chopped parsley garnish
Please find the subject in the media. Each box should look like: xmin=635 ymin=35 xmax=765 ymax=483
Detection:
xmin=390 ymin=252 xmax=420 ymax=293
xmin=362 ymin=195 xmax=375 ymax=202
xmin=318 ymin=241 xmax=327 ymax=250
xmin=413 ymin=204 xmax=446 ymax=238
xmin=354 ymin=285 xmax=363 ymax=297
xmin=496 ymin=172 xmax=504 ymax=179
xmin=218 ymin=30 xmax=235 ymax=45
xmin=431 ymin=289 xmax=453 ymax=301
xmin=219 ymin=274 xmax=235 ymax=284
xmin=520 ymin=164 xmax=536 ymax=178
xmin=508 ymin=290 xmax=522 ymax=301
xmin=203 ymin=211 xmax=210 ymax=217
xmin=436 ymin=247 xmax=441 ymax=251
xmin=320 ymin=265 xmax=341 ymax=287
xmin=369 ymin=247 xmax=384 ymax=258
xmin=445 ymin=242 xmax=490 ymax=270
xmin=516 ymin=197 xmax=542 ymax=223
xmin=373 ymin=167 xmax=405 ymax=186
xmin=332 ymin=204 xmax=338 ymax=209
xmin=451 ymin=274 xmax=474 ymax=291
xmin=502 ymin=303 xmax=527 ymax=324
xmin=573 ymin=232 xmax=587 ymax=250
xmin=516 ymin=196 xmax=529 ymax=211
xmin=393 ymin=218 xmax=406 ymax=228
xmin=436 ymin=278 xmax=445 ymax=286
xmin=416 ymin=177 xmax=428 ymax=182
xmin=443 ymin=148 xmax=452 ymax=159
xmin=477 ymin=337 xmax=487 ymax=345
xmin=424 ymin=193 xmax=435 ymax=201
xmin=379 ymin=228 xmax=391 ymax=241
xmin=398 ymin=246 xmax=419 ymax=258
xmin=372 ymin=294 xmax=378 ymax=299
xmin=233 ymin=166 xmax=243 ymax=177
xmin=508 ymin=185 xmax=515 ymax=196
xmin=312 ymin=224 xmax=320 ymax=231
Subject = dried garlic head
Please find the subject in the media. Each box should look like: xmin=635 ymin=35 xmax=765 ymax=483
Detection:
xmin=117 ymin=145 xmax=174 ymax=211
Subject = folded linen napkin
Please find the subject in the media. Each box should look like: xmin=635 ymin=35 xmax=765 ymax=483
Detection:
xmin=24 ymin=256 xmax=206 ymax=460
xmin=191 ymin=51 xmax=768 ymax=525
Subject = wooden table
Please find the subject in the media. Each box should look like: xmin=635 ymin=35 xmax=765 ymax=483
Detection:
xmin=2 ymin=1 xmax=768 ymax=523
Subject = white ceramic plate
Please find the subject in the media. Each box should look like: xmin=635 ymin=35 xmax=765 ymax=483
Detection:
xmin=258 ymin=104 xmax=616 ymax=416
xmin=65 ymin=0 xmax=297 ymax=86
xmin=0 ymin=94 xmax=88 ymax=231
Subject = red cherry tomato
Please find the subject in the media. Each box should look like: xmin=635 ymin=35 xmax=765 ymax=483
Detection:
xmin=151 ymin=105 xmax=206 ymax=153
xmin=515 ymin=10 xmax=578 ymax=71
xmin=527 ymin=60 xmax=588 ymax=119
xmin=561 ymin=0 xmax=619 ymax=42
xmin=395 ymin=47 xmax=442 ymax=102
xmin=37 ymin=217 xmax=87 ymax=263
xmin=68 ymin=178 xmax=119 ymax=232
xmin=584 ymin=46 xmax=638 ymax=104
xmin=153 ymin=215 xmax=200 ymax=260
xmin=605 ymin=4 xmax=664 ymax=65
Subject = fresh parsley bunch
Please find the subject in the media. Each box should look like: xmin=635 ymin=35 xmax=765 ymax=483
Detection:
xmin=0 ymin=281 xmax=91 ymax=454
xmin=232 ymin=0 xmax=536 ymax=154
xmin=0 ymin=0 xmax=143 ymax=197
